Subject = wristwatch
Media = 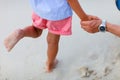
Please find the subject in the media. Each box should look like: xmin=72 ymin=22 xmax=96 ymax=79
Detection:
xmin=98 ymin=20 xmax=106 ymax=32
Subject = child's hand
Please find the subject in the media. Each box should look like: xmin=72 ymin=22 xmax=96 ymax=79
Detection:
xmin=80 ymin=15 xmax=100 ymax=21
xmin=87 ymin=15 xmax=100 ymax=21
xmin=80 ymin=19 xmax=102 ymax=33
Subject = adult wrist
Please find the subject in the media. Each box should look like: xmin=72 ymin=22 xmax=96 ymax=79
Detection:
xmin=98 ymin=20 xmax=107 ymax=32
xmin=106 ymin=22 xmax=109 ymax=31
xmin=106 ymin=22 xmax=115 ymax=33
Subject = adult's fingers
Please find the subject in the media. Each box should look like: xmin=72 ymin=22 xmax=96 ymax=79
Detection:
xmin=80 ymin=21 xmax=91 ymax=26
xmin=81 ymin=25 xmax=95 ymax=33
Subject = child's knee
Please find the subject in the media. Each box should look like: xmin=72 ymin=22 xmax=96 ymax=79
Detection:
xmin=33 ymin=27 xmax=42 ymax=38
xmin=47 ymin=33 xmax=60 ymax=45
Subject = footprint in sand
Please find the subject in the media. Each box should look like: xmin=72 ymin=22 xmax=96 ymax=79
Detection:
xmin=92 ymin=76 xmax=102 ymax=80
xmin=78 ymin=66 xmax=112 ymax=79
xmin=78 ymin=66 xmax=94 ymax=78
xmin=103 ymin=66 xmax=112 ymax=76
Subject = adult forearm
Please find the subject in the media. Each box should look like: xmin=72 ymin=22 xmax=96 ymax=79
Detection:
xmin=67 ymin=0 xmax=88 ymax=21
xmin=107 ymin=22 xmax=120 ymax=37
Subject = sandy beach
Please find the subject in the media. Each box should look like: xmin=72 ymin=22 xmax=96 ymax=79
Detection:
xmin=1 ymin=0 xmax=120 ymax=80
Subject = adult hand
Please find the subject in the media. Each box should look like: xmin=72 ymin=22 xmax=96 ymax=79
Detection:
xmin=80 ymin=18 xmax=102 ymax=33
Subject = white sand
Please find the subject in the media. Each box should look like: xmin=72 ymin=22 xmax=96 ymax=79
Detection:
xmin=0 ymin=0 xmax=120 ymax=80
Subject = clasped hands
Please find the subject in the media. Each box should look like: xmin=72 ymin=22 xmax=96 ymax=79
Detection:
xmin=80 ymin=15 xmax=102 ymax=33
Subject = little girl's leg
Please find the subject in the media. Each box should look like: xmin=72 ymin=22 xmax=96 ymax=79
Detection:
xmin=4 ymin=29 xmax=24 ymax=52
xmin=4 ymin=25 xmax=42 ymax=52
xmin=46 ymin=32 xmax=60 ymax=72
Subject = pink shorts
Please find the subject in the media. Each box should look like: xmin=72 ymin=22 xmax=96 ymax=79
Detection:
xmin=32 ymin=13 xmax=72 ymax=35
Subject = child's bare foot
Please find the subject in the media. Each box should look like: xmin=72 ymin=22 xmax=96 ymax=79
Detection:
xmin=4 ymin=29 xmax=24 ymax=52
xmin=46 ymin=59 xmax=58 ymax=72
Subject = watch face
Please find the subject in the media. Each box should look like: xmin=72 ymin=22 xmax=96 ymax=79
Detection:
xmin=100 ymin=26 xmax=105 ymax=32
